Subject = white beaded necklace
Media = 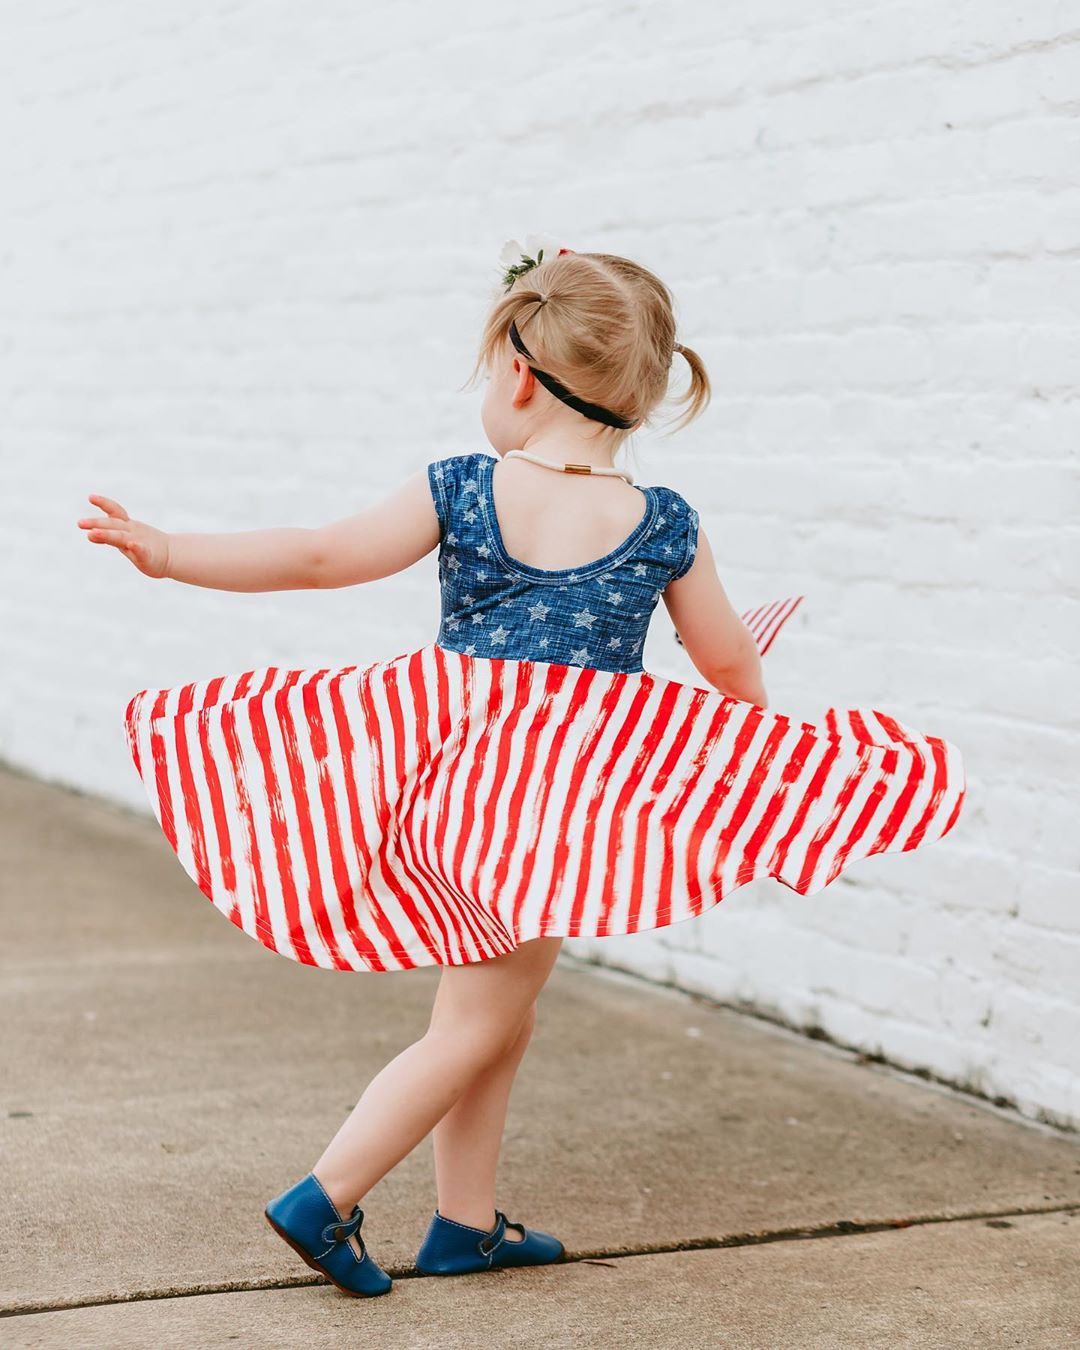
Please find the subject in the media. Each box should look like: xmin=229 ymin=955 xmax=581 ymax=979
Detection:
xmin=503 ymin=448 xmax=635 ymax=485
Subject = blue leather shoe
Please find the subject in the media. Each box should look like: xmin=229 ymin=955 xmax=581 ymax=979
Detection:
xmin=264 ymin=1173 xmax=392 ymax=1297
xmin=415 ymin=1208 xmax=564 ymax=1275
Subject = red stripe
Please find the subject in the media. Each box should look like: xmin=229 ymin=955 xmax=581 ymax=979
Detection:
xmin=938 ymin=776 xmax=965 ymax=839
xmin=508 ymin=662 xmax=580 ymax=932
xmin=492 ymin=662 xmax=570 ymax=923
xmin=823 ymin=746 xmax=899 ymax=886
xmin=327 ymin=668 xmax=396 ymax=971
xmin=901 ymin=736 xmax=950 ymax=851
xmin=148 ymin=689 xmax=177 ymax=853
xmin=767 ymin=734 xmax=843 ymax=884
xmin=302 ymin=669 xmax=379 ymax=969
xmin=793 ymin=749 xmax=874 ymax=894
xmin=429 ymin=651 xmax=479 ymax=943
xmin=275 ymin=669 xmax=352 ymax=970
xmin=416 ymin=658 xmax=502 ymax=960
xmin=171 ymin=680 xmax=213 ymax=901
xmin=124 ymin=692 xmax=145 ymax=781
xmin=394 ymin=651 xmax=489 ymax=962
xmin=466 ymin=658 xmax=536 ymax=945
xmin=450 ymin=660 xmax=505 ymax=902
xmin=569 ymin=680 xmax=661 ymax=934
xmin=647 ymin=698 xmax=735 ymax=929
xmin=412 ymin=651 xmax=492 ymax=960
xmin=738 ymin=725 xmax=817 ymax=883
xmin=220 ymin=671 xmax=278 ymax=954
xmin=702 ymin=714 xmax=791 ymax=911
xmin=684 ymin=705 xmax=766 ymax=917
xmin=363 ymin=663 xmax=442 ymax=963
xmin=859 ymin=712 xmax=926 ymax=858
xmin=536 ymin=666 xmax=615 ymax=930
xmin=601 ymin=682 xmax=700 ymax=930
xmin=248 ymin=672 xmax=314 ymax=966
xmin=195 ymin=679 xmax=238 ymax=910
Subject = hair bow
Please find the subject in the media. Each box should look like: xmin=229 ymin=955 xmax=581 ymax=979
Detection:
xmin=499 ymin=235 xmax=574 ymax=291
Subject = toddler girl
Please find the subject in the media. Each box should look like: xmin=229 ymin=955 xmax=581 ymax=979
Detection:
xmin=78 ymin=238 xmax=965 ymax=1297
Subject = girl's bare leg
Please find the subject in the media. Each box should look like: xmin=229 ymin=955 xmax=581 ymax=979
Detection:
xmin=311 ymin=935 xmax=563 ymax=1254
xmin=430 ymin=995 xmax=538 ymax=1240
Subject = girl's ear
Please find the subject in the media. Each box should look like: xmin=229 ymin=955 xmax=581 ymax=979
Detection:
xmin=511 ymin=359 xmax=536 ymax=409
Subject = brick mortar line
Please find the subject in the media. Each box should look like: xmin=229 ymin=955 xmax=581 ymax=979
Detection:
xmin=3 ymin=1200 xmax=1077 ymax=1319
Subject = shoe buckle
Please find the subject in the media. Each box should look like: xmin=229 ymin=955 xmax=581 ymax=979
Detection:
xmin=321 ymin=1204 xmax=364 ymax=1246
xmin=477 ymin=1210 xmax=507 ymax=1257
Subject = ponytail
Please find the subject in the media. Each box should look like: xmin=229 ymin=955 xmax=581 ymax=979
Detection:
xmin=664 ymin=341 xmax=711 ymax=434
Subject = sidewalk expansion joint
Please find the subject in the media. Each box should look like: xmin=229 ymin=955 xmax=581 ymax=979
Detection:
xmin=4 ymin=1200 xmax=1077 ymax=1319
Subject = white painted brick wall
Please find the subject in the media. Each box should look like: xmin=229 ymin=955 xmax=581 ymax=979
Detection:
xmin=2 ymin=2 xmax=1077 ymax=1127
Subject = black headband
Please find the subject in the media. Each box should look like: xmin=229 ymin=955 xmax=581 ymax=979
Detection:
xmin=508 ymin=318 xmax=637 ymax=430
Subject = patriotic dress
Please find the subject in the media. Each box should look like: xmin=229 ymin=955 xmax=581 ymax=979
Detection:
xmin=123 ymin=451 xmax=966 ymax=973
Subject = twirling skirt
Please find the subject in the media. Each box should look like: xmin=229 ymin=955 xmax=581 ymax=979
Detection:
xmin=122 ymin=616 xmax=966 ymax=972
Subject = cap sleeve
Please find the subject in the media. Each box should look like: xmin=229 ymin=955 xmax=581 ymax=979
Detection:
xmin=427 ymin=457 xmax=454 ymax=544
xmin=669 ymin=498 xmax=700 ymax=582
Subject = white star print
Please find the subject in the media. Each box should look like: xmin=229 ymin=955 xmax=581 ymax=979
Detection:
xmin=477 ymin=543 xmax=490 ymax=558
xmin=572 ymin=608 xmax=597 ymax=629
xmin=607 ymin=637 xmax=622 ymax=648
xmin=477 ymin=570 xmax=488 ymax=581
xmin=569 ymin=646 xmax=591 ymax=664
xmin=464 ymin=644 xmax=477 ymax=656
xmin=630 ymin=638 xmax=643 ymax=653
xmin=527 ymin=600 xmax=550 ymax=621
xmin=464 ymin=509 xmax=478 ymax=523
xmin=663 ymin=544 xmax=672 ymax=555
xmin=462 ymin=593 xmax=475 ymax=605
xmin=607 ymin=592 xmax=624 ymax=605
xmin=447 ymin=556 xmax=462 ymax=573
xmin=463 ymin=478 xmax=478 ymax=495
xmin=447 ymin=616 xmax=461 ymax=631
xmin=433 ymin=464 xmax=445 ymax=478
xmin=567 ymin=572 xmax=580 ymax=582
xmin=633 ymin=563 xmax=647 ymax=577
xmin=490 ymin=624 xmax=509 ymax=644
xmin=538 ymin=637 xmax=549 ymax=648
xmin=447 ymin=530 xmax=458 ymax=546
xmin=471 ymin=613 xmax=485 ymax=625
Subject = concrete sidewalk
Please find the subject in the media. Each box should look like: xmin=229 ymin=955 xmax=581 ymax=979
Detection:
xmin=2 ymin=763 xmax=1077 ymax=1348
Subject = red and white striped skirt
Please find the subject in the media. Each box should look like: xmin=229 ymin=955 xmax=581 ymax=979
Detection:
xmin=122 ymin=628 xmax=966 ymax=972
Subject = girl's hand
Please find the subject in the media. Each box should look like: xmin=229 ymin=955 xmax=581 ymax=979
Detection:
xmin=77 ymin=494 xmax=170 ymax=580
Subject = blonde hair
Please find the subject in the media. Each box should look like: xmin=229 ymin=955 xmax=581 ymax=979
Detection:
xmin=468 ymin=251 xmax=710 ymax=439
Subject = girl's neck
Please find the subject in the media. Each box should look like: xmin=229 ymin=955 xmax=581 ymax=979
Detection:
xmin=509 ymin=430 xmax=624 ymax=473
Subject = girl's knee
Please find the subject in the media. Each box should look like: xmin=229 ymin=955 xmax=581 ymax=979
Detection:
xmin=425 ymin=1018 xmax=522 ymax=1070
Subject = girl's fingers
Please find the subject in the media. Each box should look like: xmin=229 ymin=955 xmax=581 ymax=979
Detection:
xmin=87 ymin=529 xmax=134 ymax=546
xmin=78 ymin=516 xmax=121 ymax=530
xmin=87 ymin=494 xmax=130 ymax=521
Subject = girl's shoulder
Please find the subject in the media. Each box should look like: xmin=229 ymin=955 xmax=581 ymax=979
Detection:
xmin=428 ymin=450 xmax=491 ymax=477
xmin=647 ymin=481 xmax=697 ymax=518
xmin=642 ymin=482 xmax=700 ymax=582
xmin=426 ymin=450 xmax=491 ymax=499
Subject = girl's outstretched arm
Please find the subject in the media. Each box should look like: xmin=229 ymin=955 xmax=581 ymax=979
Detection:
xmin=77 ymin=470 xmax=440 ymax=592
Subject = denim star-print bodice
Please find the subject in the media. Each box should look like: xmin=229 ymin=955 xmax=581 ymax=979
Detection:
xmin=426 ymin=451 xmax=700 ymax=674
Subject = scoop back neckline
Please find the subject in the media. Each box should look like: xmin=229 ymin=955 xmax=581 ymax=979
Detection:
xmin=477 ymin=452 xmax=657 ymax=584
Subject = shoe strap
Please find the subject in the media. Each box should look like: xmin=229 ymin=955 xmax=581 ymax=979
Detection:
xmin=321 ymin=1203 xmax=364 ymax=1246
xmin=476 ymin=1210 xmax=508 ymax=1257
